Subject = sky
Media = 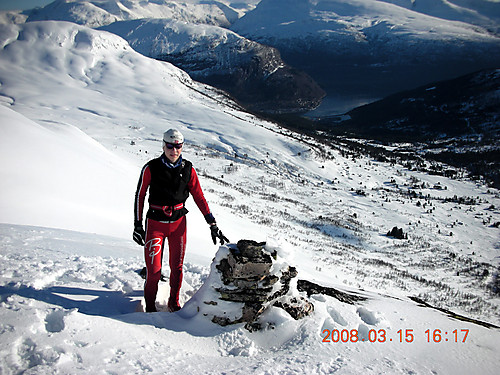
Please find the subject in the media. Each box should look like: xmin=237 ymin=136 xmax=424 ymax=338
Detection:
xmin=0 ymin=0 xmax=52 ymax=11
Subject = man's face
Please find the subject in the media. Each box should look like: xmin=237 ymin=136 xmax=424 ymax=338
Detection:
xmin=163 ymin=142 xmax=183 ymax=163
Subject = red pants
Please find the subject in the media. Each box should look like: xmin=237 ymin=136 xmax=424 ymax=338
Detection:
xmin=144 ymin=217 xmax=186 ymax=312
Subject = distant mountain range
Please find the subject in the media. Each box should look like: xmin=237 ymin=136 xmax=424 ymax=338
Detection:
xmin=231 ymin=0 xmax=500 ymax=115
xmin=23 ymin=0 xmax=500 ymax=115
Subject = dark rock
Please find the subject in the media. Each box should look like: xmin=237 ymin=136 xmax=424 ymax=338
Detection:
xmin=211 ymin=316 xmax=234 ymax=326
xmin=297 ymin=279 xmax=367 ymax=305
xmin=216 ymin=286 xmax=272 ymax=303
xmin=268 ymin=266 xmax=298 ymax=301
xmin=273 ymin=296 xmax=315 ymax=320
xmin=241 ymin=302 xmax=267 ymax=323
xmin=387 ymin=226 xmax=408 ymax=240
xmin=226 ymin=250 xmax=272 ymax=279
xmin=235 ymin=240 xmax=271 ymax=258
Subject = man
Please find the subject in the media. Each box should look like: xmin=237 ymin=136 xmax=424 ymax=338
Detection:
xmin=133 ymin=129 xmax=228 ymax=312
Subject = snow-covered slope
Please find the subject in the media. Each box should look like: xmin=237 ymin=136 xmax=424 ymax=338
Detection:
xmin=2 ymin=223 xmax=498 ymax=374
xmin=1 ymin=20 xmax=500 ymax=374
xmin=379 ymin=0 xmax=500 ymax=32
xmin=0 ymin=20 xmax=322 ymax=232
xmin=0 ymin=10 xmax=28 ymax=25
xmin=26 ymin=0 xmax=261 ymax=28
xmin=99 ymin=18 xmax=276 ymax=76
xmin=0 ymin=105 xmax=136 ymax=238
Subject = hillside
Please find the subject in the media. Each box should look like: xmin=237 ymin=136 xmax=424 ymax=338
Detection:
xmin=308 ymin=69 xmax=499 ymax=188
xmin=337 ymin=69 xmax=500 ymax=141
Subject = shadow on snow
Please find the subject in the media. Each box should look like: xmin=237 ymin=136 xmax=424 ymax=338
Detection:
xmin=0 ymin=283 xmax=238 ymax=337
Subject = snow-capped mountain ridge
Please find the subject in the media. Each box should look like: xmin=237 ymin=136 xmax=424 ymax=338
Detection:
xmin=232 ymin=0 xmax=500 ymax=40
xmin=99 ymin=17 xmax=325 ymax=113
xmin=380 ymin=0 xmax=500 ymax=33
xmin=231 ymin=0 xmax=500 ymax=115
xmin=23 ymin=0 xmax=500 ymax=33
xmin=100 ymin=18 xmax=269 ymax=74
xmin=21 ymin=0 xmax=500 ymax=115
xmin=26 ymin=0 xmax=261 ymax=28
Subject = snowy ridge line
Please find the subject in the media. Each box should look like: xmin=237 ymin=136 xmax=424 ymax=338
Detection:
xmin=408 ymin=296 xmax=500 ymax=330
xmin=182 ymin=80 xmax=248 ymax=114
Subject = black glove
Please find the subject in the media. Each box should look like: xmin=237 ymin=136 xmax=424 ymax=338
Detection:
xmin=133 ymin=225 xmax=145 ymax=246
xmin=210 ymin=224 xmax=229 ymax=245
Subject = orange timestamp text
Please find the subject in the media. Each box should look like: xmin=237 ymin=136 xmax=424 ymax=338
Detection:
xmin=322 ymin=328 xmax=469 ymax=343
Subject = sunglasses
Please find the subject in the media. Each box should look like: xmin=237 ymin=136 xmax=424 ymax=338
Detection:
xmin=164 ymin=142 xmax=183 ymax=149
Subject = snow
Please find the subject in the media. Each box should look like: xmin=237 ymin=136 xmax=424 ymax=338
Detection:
xmin=1 ymin=223 xmax=499 ymax=374
xmin=26 ymin=0 xmax=262 ymax=28
xmin=100 ymin=17 xmax=240 ymax=53
xmin=0 ymin=105 xmax=136 ymax=238
xmin=379 ymin=0 xmax=500 ymax=31
xmin=231 ymin=0 xmax=500 ymax=42
xmin=1 ymin=17 xmax=499 ymax=375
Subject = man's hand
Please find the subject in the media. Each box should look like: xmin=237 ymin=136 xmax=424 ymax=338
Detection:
xmin=210 ymin=224 xmax=229 ymax=245
xmin=133 ymin=225 xmax=145 ymax=246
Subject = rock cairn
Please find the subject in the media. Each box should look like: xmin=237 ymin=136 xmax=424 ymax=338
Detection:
xmin=204 ymin=240 xmax=314 ymax=331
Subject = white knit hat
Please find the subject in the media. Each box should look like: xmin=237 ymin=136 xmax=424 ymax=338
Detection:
xmin=163 ymin=129 xmax=184 ymax=144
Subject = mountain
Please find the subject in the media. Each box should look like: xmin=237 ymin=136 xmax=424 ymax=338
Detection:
xmin=26 ymin=0 xmax=261 ymax=28
xmin=1 ymin=18 xmax=500 ymax=375
xmin=21 ymin=0 xmax=500 ymax=115
xmin=231 ymin=0 xmax=500 ymax=115
xmin=380 ymin=0 xmax=500 ymax=33
xmin=326 ymin=69 xmax=500 ymax=141
xmin=25 ymin=0 xmax=324 ymax=113
xmin=313 ymin=69 xmax=500 ymax=187
xmin=100 ymin=18 xmax=325 ymax=113
xmin=0 ymin=10 xmax=28 ymax=24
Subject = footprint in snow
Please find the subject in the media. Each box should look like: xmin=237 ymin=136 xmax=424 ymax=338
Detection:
xmin=327 ymin=306 xmax=348 ymax=326
xmin=44 ymin=308 xmax=67 ymax=333
xmin=356 ymin=306 xmax=380 ymax=326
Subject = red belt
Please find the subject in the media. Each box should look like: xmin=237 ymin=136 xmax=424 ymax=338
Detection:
xmin=150 ymin=203 xmax=184 ymax=217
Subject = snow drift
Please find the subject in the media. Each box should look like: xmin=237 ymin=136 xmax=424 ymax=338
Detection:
xmin=0 ymin=105 xmax=135 ymax=238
